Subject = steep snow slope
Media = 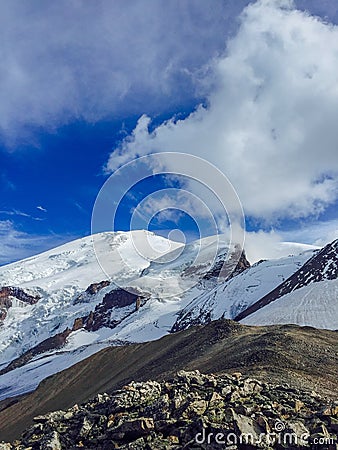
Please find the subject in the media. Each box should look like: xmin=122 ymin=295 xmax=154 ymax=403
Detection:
xmin=242 ymin=278 xmax=338 ymax=329
xmin=0 ymin=231 xmax=244 ymax=399
xmin=0 ymin=231 xmax=183 ymax=363
xmin=235 ymin=239 xmax=338 ymax=322
xmin=0 ymin=230 xmax=181 ymax=291
xmin=171 ymin=250 xmax=316 ymax=331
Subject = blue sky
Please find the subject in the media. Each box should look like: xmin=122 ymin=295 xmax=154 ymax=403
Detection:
xmin=1 ymin=0 xmax=338 ymax=265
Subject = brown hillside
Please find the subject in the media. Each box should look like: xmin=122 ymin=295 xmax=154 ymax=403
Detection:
xmin=0 ymin=319 xmax=337 ymax=441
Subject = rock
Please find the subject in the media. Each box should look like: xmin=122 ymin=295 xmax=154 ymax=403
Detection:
xmin=182 ymin=399 xmax=207 ymax=418
xmin=233 ymin=411 xmax=262 ymax=439
xmin=255 ymin=414 xmax=271 ymax=433
xmin=209 ymin=391 xmax=224 ymax=406
xmin=176 ymin=369 xmax=205 ymax=385
xmin=33 ymin=415 xmax=49 ymax=423
xmin=231 ymin=372 xmax=242 ymax=381
xmin=294 ymin=399 xmax=304 ymax=412
xmin=3 ymin=371 xmax=337 ymax=449
xmin=78 ymin=416 xmax=92 ymax=437
xmin=312 ymin=423 xmax=330 ymax=437
xmin=74 ymin=280 xmax=110 ymax=304
xmin=287 ymin=421 xmax=310 ymax=446
xmin=168 ymin=435 xmax=179 ymax=444
xmin=40 ymin=431 xmax=62 ymax=450
xmin=321 ymin=404 xmax=338 ymax=416
xmin=241 ymin=378 xmax=263 ymax=396
xmin=111 ymin=417 xmax=154 ymax=439
xmin=330 ymin=417 xmax=338 ymax=432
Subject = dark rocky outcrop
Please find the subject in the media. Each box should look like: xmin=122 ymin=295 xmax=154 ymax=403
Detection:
xmin=1 ymin=370 xmax=337 ymax=449
xmin=0 ymin=286 xmax=40 ymax=322
xmin=172 ymin=247 xmax=251 ymax=332
xmin=235 ymin=240 xmax=338 ymax=321
xmin=0 ymin=287 xmax=40 ymax=306
xmin=0 ymin=329 xmax=73 ymax=376
xmin=203 ymin=245 xmax=251 ymax=281
xmin=73 ymin=280 xmax=110 ymax=304
xmin=81 ymin=288 xmax=144 ymax=332
xmin=0 ymin=288 xmax=144 ymax=375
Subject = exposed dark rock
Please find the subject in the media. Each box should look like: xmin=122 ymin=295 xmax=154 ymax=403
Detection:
xmin=0 ymin=328 xmax=72 ymax=375
xmin=0 ymin=286 xmax=40 ymax=306
xmin=235 ymin=239 xmax=338 ymax=321
xmin=83 ymin=289 xmax=143 ymax=332
xmin=172 ymin=247 xmax=250 ymax=332
xmin=2 ymin=370 xmax=337 ymax=449
xmin=73 ymin=280 xmax=110 ymax=304
xmin=203 ymin=245 xmax=251 ymax=281
xmin=0 ymin=287 xmax=40 ymax=324
xmin=0 ymin=288 xmax=145 ymax=375
xmin=0 ymin=309 xmax=6 ymax=321
xmin=171 ymin=309 xmax=213 ymax=333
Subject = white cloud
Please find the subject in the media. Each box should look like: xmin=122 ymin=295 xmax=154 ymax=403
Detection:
xmin=107 ymin=0 xmax=338 ymax=222
xmin=0 ymin=220 xmax=75 ymax=266
xmin=36 ymin=206 xmax=47 ymax=213
xmin=0 ymin=209 xmax=43 ymax=221
xmin=243 ymin=229 xmax=318 ymax=263
xmin=280 ymin=218 xmax=338 ymax=246
xmin=0 ymin=0 xmax=247 ymax=145
xmin=130 ymin=189 xmax=221 ymax=240
xmin=243 ymin=217 xmax=338 ymax=263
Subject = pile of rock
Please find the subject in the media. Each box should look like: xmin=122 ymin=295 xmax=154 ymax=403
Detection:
xmin=1 ymin=370 xmax=337 ymax=449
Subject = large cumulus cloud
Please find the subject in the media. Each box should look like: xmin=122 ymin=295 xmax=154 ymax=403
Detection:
xmin=108 ymin=0 xmax=338 ymax=221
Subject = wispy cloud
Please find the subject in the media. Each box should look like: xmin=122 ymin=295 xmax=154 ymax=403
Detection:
xmin=0 ymin=220 xmax=73 ymax=265
xmin=0 ymin=174 xmax=15 ymax=191
xmin=280 ymin=219 xmax=338 ymax=247
xmin=0 ymin=209 xmax=44 ymax=221
xmin=36 ymin=205 xmax=47 ymax=213
xmin=130 ymin=189 xmax=223 ymax=238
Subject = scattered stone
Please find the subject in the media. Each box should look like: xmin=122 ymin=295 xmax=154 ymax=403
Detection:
xmin=231 ymin=371 xmax=242 ymax=380
xmin=2 ymin=370 xmax=337 ymax=449
xmin=40 ymin=431 xmax=62 ymax=450
xmin=294 ymin=399 xmax=304 ymax=412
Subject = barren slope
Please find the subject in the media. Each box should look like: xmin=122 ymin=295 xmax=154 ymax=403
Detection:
xmin=0 ymin=319 xmax=336 ymax=441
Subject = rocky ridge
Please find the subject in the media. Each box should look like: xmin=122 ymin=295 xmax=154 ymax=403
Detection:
xmin=235 ymin=240 xmax=338 ymax=321
xmin=1 ymin=370 xmax=337 ymax=449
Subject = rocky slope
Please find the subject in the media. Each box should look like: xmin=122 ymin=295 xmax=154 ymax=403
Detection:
xmin=235 ymin=239 xmax=338 ymax=321
xmin=1 ymin=370 xmax=337 ymax=449
xmin=171 ymin=249 xmax=316 ymax=332
xmin=0 ymin=319 xmax=336 ymax=442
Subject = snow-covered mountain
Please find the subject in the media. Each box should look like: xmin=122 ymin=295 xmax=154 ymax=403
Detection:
xmin=0 ymin=231 xmax=337 ymax=401
xmin=240 ymin=240 xmax=338 ymax=329
xmin=0 ymin=231 xmax=182 ymax=363
xmin=171 ymin=249 xmax=315 ymax=332
xmin=0 ymin=230 xmax=246 ymax=398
